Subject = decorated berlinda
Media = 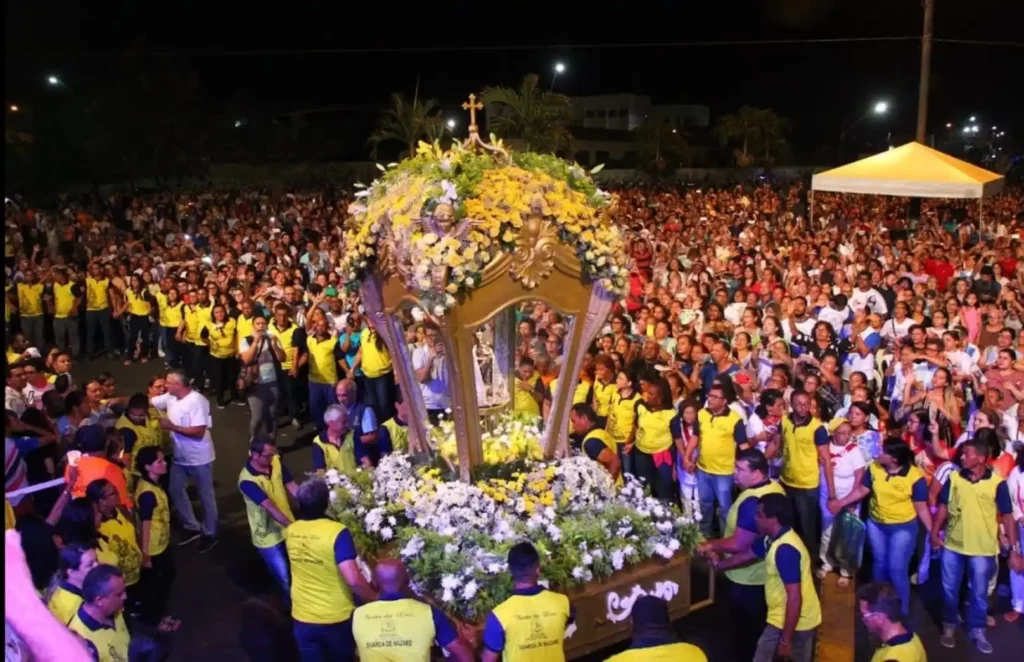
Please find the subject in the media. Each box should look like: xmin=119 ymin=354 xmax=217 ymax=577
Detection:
xmin=331 ymin=93 xmax=711 ymax=658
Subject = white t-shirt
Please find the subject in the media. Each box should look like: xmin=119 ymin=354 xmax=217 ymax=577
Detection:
xmin=849 ymin=288 xmax=888 ymax=315
xmin=881 ymin=317 xmax=914 ymax=341
xmin=411 ymin=346 xmax=450 ymax=410
xmin=151 ymin=390 xmax=215 ymax=466
xmin=825 ymin=440 xmax=867 ymax=499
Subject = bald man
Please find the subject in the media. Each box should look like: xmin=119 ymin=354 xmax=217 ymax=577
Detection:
xmin=352 ymin=559 xmax=473 ymax=661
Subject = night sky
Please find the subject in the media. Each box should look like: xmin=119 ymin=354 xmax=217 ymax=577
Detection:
xmin=5 ymin=0 xmax=1023 ymax=155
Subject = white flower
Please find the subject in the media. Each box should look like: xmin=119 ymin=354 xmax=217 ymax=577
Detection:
xmin=388 ymin=516 xmax=397 ymax=526
xmin=444 ymin=543 xmax=459 ymax=555
xmin=611 ymin=550 xmax=625 ymax=571
xmin=668 ymin=538 xmax=681 ymax=552
xmin=442 ymin=588 xmax=455 ymax=603
xmin=571 ymin=566 xmax=586 ymax=580
xmin=400 ymin=535 xmax=425 ymax=558
xmin=462 ymin=580 xmax=479 ymax=600
xmin=441 ymin=575 xmax=460 ymax=591
xmin=487 ymin=563 xmax=503 ymax=574
xmin=581 ymin=552 xmax=594 ymax=566
xmin=380 ymin=527 xmax=394 ymax=541
xmin=433 ymin=305 xmax=446 ymax=316
xmin=328 ymin=490 xmax=338 ymax=503
xmin=653 ymin=542 xmax=674 ymax=559
xmin=546 ymin=524 xmax=562 ymax=542
xmin=464 ymin=277 xmax=475 ymax=287
xmin=538 ymin=579 xmax=551 ymax=589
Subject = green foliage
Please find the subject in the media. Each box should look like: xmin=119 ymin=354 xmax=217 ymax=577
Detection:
xmin=368 ymin=93 xmax=443 ymax=159
xmin=714 ymin=106 xmax=789 ymax=166
xmin=481 ymin=74 xmax=574 ymax=154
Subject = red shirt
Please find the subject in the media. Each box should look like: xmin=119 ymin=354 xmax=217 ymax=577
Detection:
xmin=923 ymin=258 xmax=955 ymax=291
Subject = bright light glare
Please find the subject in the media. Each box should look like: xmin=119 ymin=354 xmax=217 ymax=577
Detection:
xmin=873 ymin=101 xmax=889 ymax=114
xmin=554 ymin=62 xmax=566 ymax=74
xmin=9 ymin=105 xmax=18 ymax=112
xmin=969 ymin=115 xmax=976 ymax=122
xmin=945 ymin=122 xmax=952 ymax=128
xmin=971 ymin=126 xmax=980 ymax=133
xmin=446 ymin=118 xmax=456 ymax=129
xmin=234 ymin=120 xmax=242 ymax=128
xmin=46 ymin=75 xmax=60 ymax=86
xmin=963 ymin=127 xmax=971 ymax=134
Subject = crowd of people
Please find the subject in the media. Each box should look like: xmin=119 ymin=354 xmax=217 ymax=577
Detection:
xmin=4 ymin=179 xmax=1024 ymax=660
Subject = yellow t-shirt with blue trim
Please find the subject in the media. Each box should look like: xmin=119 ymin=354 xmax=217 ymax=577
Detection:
xmin=360 ymin=328 xmax=393 ymax=378
xmin=780 ymin=416 xmax=828 ymax=489
xmin=608 ymin=391 xmax=641 ymax=444
xmin=695 ymin=408 xmax=746 ymax=475
xmin=484 ymin=587 xmax=572 ymax=662
xmin=606 ymin=642 xmax=708 ymax=662
xmin=939 ymin=468 xmax=1011 ymax=556
xmin=238 ymin=455 xmax=295 ymax=548
xmin=353 ymin=595 xmax=457 ymax=662
xmin=285 ymin=518 xmax=357 ymax=624
xmin=870 ymin=632 xmax=926 ymax=662
xmin=755 ymin=527 xmax=821 ymax=632
xmin=634 ymin=403 xmax=677 ymax=454
xmin=68 ymin=607 xmax=130 ymax=662
xmin=47 ymin=583 xmax=84 ymax=626
xmin=97 ymin=511 xmax=142 ymax=587
xmin=863 ymin=462 xmax=927 ymax=525
xmin=723 ymin=480 xmax=786 ymax=586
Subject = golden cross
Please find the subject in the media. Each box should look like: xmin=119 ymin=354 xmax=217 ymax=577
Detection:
xmin=462 ymin=93 xmax=483 ymax=129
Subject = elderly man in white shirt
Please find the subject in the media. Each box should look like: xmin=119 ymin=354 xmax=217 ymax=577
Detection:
xmin=151 ymin=369 xmax=219 ymax=553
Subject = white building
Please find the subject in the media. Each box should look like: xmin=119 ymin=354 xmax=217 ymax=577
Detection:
xmin=572 ymin=94 xmax=709 ymax=131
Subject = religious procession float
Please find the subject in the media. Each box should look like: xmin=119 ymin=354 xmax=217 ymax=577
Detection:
xmin=326 ymin=94 xmax=712 ymax=658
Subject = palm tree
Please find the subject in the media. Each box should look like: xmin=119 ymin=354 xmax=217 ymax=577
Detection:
xmin=752 ymin=108 xmax=788 ymax=164
xmin=714 ymin=106 xmax=761 ymax=167
xmin=368 ymin=92 xmax=441 ymax=159
xmin=480 ymin=74 xmax=574 ymax=154
xmin=633 ymin=120 xmax=688 ymax=170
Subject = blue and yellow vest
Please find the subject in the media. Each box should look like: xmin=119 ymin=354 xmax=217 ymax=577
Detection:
xmin=514 ymin=372 xmax=543 ymax=418
xmin=582 ymin=428 xmax=623 ymax=486
xmin=314 ymin=432 xmax=358 ymax=475
xmin=870 ymin=632 xmax=926 ymax=662
xmin=307 ymin=334 xmax=339 ymax=384
xmin=53 ymin=282 xmax=77 ymax=319
xmin=269 ymin=321 xmax=299 ymax=371
xmin=592 ymin=380 xmax=617 ymax=417
xmin=944 ymin=469 xmax=1003 ymax=556
xmin=764 ymin=529 xmax=821 ymax=632
xmin=238 ymin=455 xmax=295 ymax=548
xmin=608 ymin=391 xmax=641 ymax=444
xmin=85 ymin=277 xmax=110 ymax=311
xmin=605 ymin=642 xmax=708 ymax=662
xmin=47 ymin=582 xmax=84 ymax=626
xmin=491 ymin=589 xmax=571 ymax=662
xmin=68 ymin=608 xmax=130 ymax=662
xmin=135 ymin=478 xmax=170 ymax=556
xmin=360 ymin=328 xmax=393 ymax=378
xmin=286 ymin=518 xmax=356 ymax=624
xmin=97 ymin=511 xmax=141 ymax=587
xmin=353 ymin=597 xmax=437 ymax=661
xmin=381 ymin=417 xmax=409 ymax=454
xmin=780 ymin=416 xmax=825 ymax=489
xmin=723 ymin=480 xmax=786 ymax=585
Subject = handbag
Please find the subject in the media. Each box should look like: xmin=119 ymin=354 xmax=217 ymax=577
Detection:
xmin=828 ymin=509 xmax=866 ymax=572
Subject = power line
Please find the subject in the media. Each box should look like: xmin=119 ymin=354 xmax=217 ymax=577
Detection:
xmin=8 ymin=36 xmax=926 ymax=58
xmin=933 ymin=38 xmax=1024 ymax=47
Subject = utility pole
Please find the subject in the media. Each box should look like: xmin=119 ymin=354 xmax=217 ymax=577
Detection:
xmin=916 ymin=0 xmax=935 ymax=143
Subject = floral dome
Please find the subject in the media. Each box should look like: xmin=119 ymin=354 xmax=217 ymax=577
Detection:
xmin=340 ymin=135 xmax=627 ymax=314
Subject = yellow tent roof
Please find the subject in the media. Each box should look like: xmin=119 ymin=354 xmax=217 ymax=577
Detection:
xmin=811 ymin=142 xmax=1004 ymax=199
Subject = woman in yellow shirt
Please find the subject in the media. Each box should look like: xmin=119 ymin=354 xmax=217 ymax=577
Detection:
xmin=156 ymin=287 xmax=185 ymax=369
xmin=122 ymin=275 xmax=155 ymax=366
xmin=204 ymin=304 xmax=238 ymax=409
xmin=45 ymin=543 xmax=99 ymax=625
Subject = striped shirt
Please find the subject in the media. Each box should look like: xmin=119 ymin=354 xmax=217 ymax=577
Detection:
xmin=5 ymin=438 xmax=29 ymax=506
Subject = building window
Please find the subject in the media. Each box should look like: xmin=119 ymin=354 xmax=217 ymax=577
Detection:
xmin=585 ymin=110 xmax=595 ymax=118
xmin=595 ymin=150 xmax=610 ymax=163
xmin=597 ymin=109 xmax=606 ymax=118
xmin=619 ymin=108 xmax=628 ymax=117
xmin=575 ymin=151 xmax=591 ymax=167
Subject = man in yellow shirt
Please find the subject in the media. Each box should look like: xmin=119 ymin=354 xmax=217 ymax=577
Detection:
xmin=68 ymin=565 xmax=132 ymax=662
xmin=604 ymin=595 xmax=708 ymax=662
xmin=857 ymin=582 xmax=927 ymax=662
xmin=85 ymin=263 xmax=114 ymax=358
xmin=16 ymin=270 xmax=46 ymax=349
xmin=714 ymin=493 xmax=821 ymax=662
xmin=49 ymin=268 xmax=82 ymax=357
xmin=482 ymin=542 xmax=574 ymax=662
xmin=287 ymin=478 xmax=378 ymax=661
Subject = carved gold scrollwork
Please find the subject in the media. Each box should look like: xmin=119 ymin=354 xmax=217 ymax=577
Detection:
xmin=509 ymin=216 xmax=559 ymax=289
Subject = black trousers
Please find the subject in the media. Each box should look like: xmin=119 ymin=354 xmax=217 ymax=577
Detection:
xmin=726 ymin=578 xmax=767 ymax=662
xmin=139 ymin=549 xmax=176 ymax=626
xmin=208 ymin=355 xmax=236 ymax=407
xmin=127 ymin=314 xmax=151 ymax=359
xmin=188 ymin=344 xmax=209 ymax=386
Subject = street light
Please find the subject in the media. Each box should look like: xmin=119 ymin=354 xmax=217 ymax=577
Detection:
xmin=446 ymin=118 xmax=456 ymax=130
xmin=9 ymin=105 xmax=18 ymax=112
xmin=840 ymin=99 xmax=890 ymax=143
xmin=971 ymin=125 xmax=979 ymax=133
xmin=234 ymin=120 xmax=243 ymax=128
xmin=873 ymin=101 xmax=889 ymax=115
xmin=969 ymin=115 xmax=976 ymax=122
xmin=46 ymin=75 xmax=61 ymax=86
xmin=945 ymin=122 xmax=952 ymax=128
xmin=551 ymin=61 xmax=566 ymax=90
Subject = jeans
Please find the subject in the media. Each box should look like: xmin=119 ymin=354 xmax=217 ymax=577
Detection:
xmin=277 ymin=372 xmax=300 ymax=420
xmin=696 ymin=469 xmax=735 ymax=537
xmin=163 ymin=327 xmax=181 ymax=367
xmin=169 ymin=462 xmax=218 ymax=537
xmin=785 ymin=484 xmax=821 ymax=565
xmin=727 ymin=579 xmax=767 ymax=662
xmin=53 ymin=317 xmax=80 ymax=356
xmin=293 ymin=619 xmax=354 ymax=662
xmin=20 ymin=315 xmax=44 ymax=349
xmin=753 ymin=624 xmax=816 ymax=662
xmin=85 ymin=309 xmax=112 ymax=355
xmin=363 ymin=373 xmax=395 ymax=421
xmin=248 ymin=383 xmax=280 ymax=441
xmin=866 ymin=518 xmax=918 ymax=616
xmin=818 ymin=488 xmax=851 ymax=575
xmin=127 ymin=314 xmax=151 ymax=359
xmin=1012 ymin=527 xmax=1024 ymax=615
xmin=257 ymin=541 xmax=291 ymax=606
xmin=941 ymin=549 xmax=996 ymax=630
xmin=308 ymin=382 xmax=337 ymax=433
xmin=618 ymin=444 xmax=634 ymax=477
xmin=139 ymin=549 xmax=176 ymax=626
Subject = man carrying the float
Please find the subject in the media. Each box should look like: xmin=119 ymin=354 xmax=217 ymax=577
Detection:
xmin=482 ymin=542 xmax=574 ymax=662
xmin=569 ymin=403 xmax=622 ymax=484
xmin=696 ymin=448 xmax=784 ymax=661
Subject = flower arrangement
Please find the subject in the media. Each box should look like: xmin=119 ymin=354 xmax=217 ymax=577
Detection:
xmin=340 ymin=139 xmax=628 ymax=313
xmin=323 ymin=446 xmax=702 ymax=622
